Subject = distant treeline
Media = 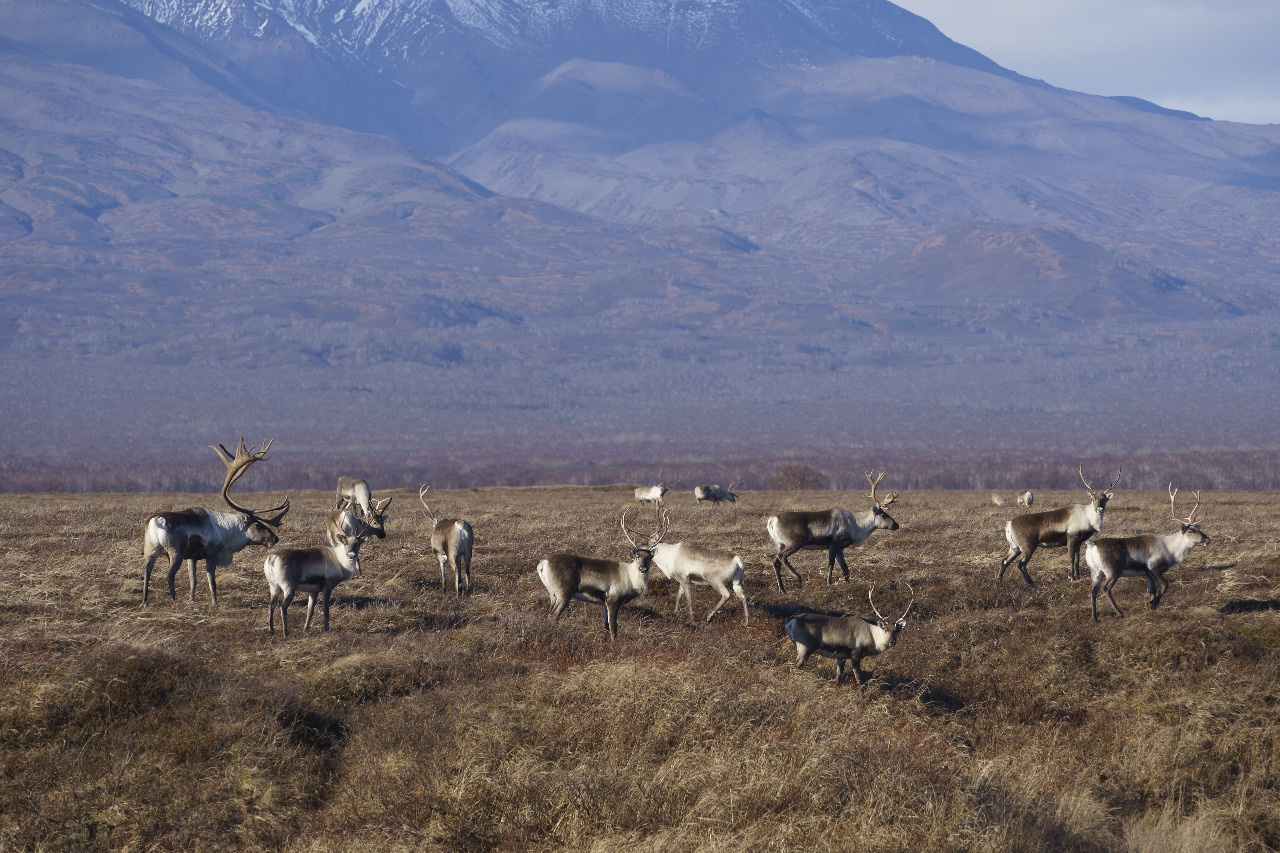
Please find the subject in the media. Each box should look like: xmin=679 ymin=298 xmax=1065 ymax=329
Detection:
xmin=4 ymin=449 xmax=1279 ymax=493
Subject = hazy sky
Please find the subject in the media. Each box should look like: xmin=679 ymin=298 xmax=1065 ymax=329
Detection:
xmin=892 ymin=0 xmax=1280 ymax=124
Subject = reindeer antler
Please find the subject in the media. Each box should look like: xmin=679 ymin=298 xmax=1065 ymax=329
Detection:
xmin=209 ymin=438 xmax=288 ymax=525
xmin=865 ymin=471 xmax=899 ymax=509
xmin=1080 ymin=464 xmax=1122 ymax=493
xmin=869 ymin=582 xmax=914 ymax=623
xmin=418 ymin=484 xmax=437 ymax=523
xmin=1169 ymin=483 xmax=1203 ymax=526
xmin=622 ymin=504 xmax=670 ymax=552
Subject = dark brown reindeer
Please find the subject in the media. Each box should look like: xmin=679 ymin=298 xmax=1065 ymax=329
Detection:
xmin=999 ymin=465 xmax=1121 ymax=587
xmin=785 ymin=583 xmax=915 ymax=685
xmin=765 ymin=471 xmax=900 ymax=592
xmin=141 ymin=438 xmax=290 ymax=606
xmin=1084 ymin=484 xmax=1210 ymax=621
xmin=536 ymin=505 xmax=670 ymax=638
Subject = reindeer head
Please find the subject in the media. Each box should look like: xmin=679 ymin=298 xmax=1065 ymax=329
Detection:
xmin=621 ymin=504 xmax=671 ymax=570
xmin=210 ymin=438 xmax=289 ymax=545
xmin=1080 ymin=464 xmax=1122 ymax=517
xmin=1169 ymin=484 xmax=1210 ymax=547
xmin=868 ymin=583 xmax=914 ymax=647
xmin=865 ymin=471 xmax=901 ymax=530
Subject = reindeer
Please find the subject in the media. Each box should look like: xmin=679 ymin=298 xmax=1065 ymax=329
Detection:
xmin=326 ymin=494 xmax=391 ymax=546
xmin=419 ymin=485 xmax=474 ymax=596
xmin=1085 ymin=485 xmax=1210 ymax=621
xmin=141 ymin=438 xmax=289 ymax=606
xmin=264 ymin=517 xmax=375 ymax=637
xmin=694 ymin=481 xmax=744 ymax=506
xmin=784 ymin=584 xmax=914 ymax=685
xmin=536 ymin=506 xmax=670 ymax=638
xmin=336 ymin=476 xmax=373 ymax=518
xmin=1018 ymin=491 xmax=1035 ymax=507
xmin=635 ymin=470 xmax=679 ymax=505
xmin=651 ymin=541 xmax=749 ymax=624
xmin=999 ymin=465 xmax=1121 ymax=587
xmin=766 ymin=471 xmax=900 ymax=592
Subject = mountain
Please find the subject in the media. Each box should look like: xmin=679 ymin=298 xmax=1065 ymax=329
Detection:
xmin=2 ymin=0 xmax=1280 ymax=486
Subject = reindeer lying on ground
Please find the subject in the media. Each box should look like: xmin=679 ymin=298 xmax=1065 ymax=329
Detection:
xmin=141 ymin=438 xmax=289 ymax=606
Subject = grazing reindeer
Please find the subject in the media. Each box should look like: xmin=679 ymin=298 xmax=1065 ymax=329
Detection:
xmin=651 ymin=541 xmax=749 ymax=624
xmin=785 ymin=584 xmax=914 ymax=685
xmin=336 ymin=476 xmax=373 ymax=518
xmin=999 ymin=465 xmax=1121 ymax=587
xmin=635 ymin=470 xmax=679 ymax=505
xmin=264 ymin=518 xmax=375 ymax=637
xmin=766 ymin=471 xmax=900 ymax=592
xmin=991 ymin=494 xmax=1008 ymax=506
xmin=141 ymin=438 xmax=289 ymax=606
xmin=1085 ymin=485 xmax=1210 ymax=621
xmin=326 ymin=494 xmax=391 ymax=546
xmin=418 ymin=485 xmax=475 ymax=596
xmin=1018 ymin=490 xmax=1035 ymax=507
xmin=694 ymin=481 xmax=744 ymax=506
xmin=537 ymin=506 xmax=670 ymax=638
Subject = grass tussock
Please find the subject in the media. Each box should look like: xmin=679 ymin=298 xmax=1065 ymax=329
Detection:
xmin=0 ymin=486 xmax=1278 ymax=850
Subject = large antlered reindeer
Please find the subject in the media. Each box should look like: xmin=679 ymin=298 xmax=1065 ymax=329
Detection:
xmin=999 ymin=465 xmax=1121 ymax=587
xmin=141 ymin=439 xmax=290 ymax=606
xmin=766 ymin=471 xmax=901 ymax=592
xmin=1085 ymin=484 xmax=1210 ymax=620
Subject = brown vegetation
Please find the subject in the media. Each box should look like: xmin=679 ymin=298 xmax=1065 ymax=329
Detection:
xmin=1 ymin=486 xmax=1277 ymax=851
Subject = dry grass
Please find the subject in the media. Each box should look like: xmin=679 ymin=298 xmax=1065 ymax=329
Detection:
xmin=1 ymin=486 xmax=1278 ymax=851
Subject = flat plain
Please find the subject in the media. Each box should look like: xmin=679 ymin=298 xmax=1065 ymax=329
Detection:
xmin=1 ymin=486 xmax=1277 ymax=851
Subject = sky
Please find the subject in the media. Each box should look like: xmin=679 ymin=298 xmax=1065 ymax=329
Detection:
xmin=891 ymin=0 xmax=1280 ymax=124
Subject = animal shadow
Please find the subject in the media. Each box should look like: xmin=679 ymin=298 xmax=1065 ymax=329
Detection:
xmin=1220 ymin=598 xmax=1280 ymax=615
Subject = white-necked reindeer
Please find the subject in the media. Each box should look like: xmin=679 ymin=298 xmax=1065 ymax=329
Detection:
xmin=651 ymin=541 xmax=749 ymax=624
xmin=999 ymin=465 xmax=1121 ymax=587
xmin=766 ymin=471 xmax=901 ymax=592
xmin=264 ymin=516 xmax=375 ymax=637
xmin=1085 ymin=485 xmax=1210 ymax=621
xmin=141 ymin=438 xmax=290 ymax=606
xmin=537 ymin=506 xmax=670 ymax=638
xmin=635 ymin=470 xmax=679 ymax=505
xmin=419 ymin=485 xmax=474 ymax=596
xmin=694 ymin=480 xmax=744 ymax=506
xmin=784 ymin=584 xmax=914 ymax=685
xmin=326 ymin=494 xmax=391 ymax=546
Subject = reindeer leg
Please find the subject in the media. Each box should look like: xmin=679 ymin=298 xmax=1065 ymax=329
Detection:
xmin=705 ymin=580 xmax=730 ymax=623
xmin=605 ymin=599 xmax=620 ymax=639
xmin=454 ymin=554 xmax=463 ymax=599
xmin=166 ymin=545 xmax=185 ymax=601
xmin=321 ymin=588 xmax=332 ymax=631
xmin=834 ymin=658 xmax=845 ymax=684
xmin=204 ymin=557 xmax=218 ymax=605
xmin=777 ymin=546 xmax=804 ymax=590
xmin=733 ymin=579 xmax=749 ymax=625
xmin=462 ymin=549 xmax=472 ymax=594
xmin=142 ymin=548 xmax=166 ymax=607
xmin=1102 ymin=574 xmax=1124 ymax=618
xmin=998 ymin=545 xmax=1022 ymax=585
xmin=794 ymin=644 xmax=811 ymax=670
xmin=835 ymin=549 xmax=850 ymax=583
xmin=1067 ymin=534 xmax=1083 ymax=581
xmin=303 ymin=593 xmax=317 ymax=632
xmin=548 ymin=596 xmax=568 ymax=622
xmin=279 ymin=589 xmax=295 ymax=638
xmin=437 ymin=552 xmax=448 ymax=592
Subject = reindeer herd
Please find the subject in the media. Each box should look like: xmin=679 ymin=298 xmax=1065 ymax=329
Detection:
xmin=139 ymin=441 xmax=1214 ymax=683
